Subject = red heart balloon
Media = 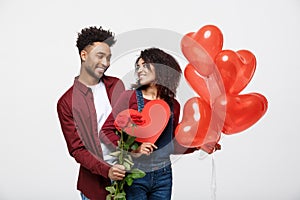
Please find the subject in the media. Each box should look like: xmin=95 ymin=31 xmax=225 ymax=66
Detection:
xmin=175 ymin=97 xmax=212 ymax=147
xmin=234 ymin=50 xmax=256 ymax=93
xmin=215 ymin=50 xmax=256 ymax=94
xmin=214 ymin=93 xmax=268 ymax=134
xmin=115 ymin=100 xmax=171 ymax=144
xmin=182 ymin=25 xmax=223 ymax=60
xmin=184 ymin=64 xmax=210 ymax=103
xmin=184 ymin=63 xmax=226 ymax=104
xmin=181 ymin=25 xmax=223 ymax=76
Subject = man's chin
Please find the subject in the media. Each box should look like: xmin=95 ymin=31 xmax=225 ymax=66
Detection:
xmin=95 ymin=72 xmax=104 ymax=79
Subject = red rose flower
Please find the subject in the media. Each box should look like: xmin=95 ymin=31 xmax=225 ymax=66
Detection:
xmin=108 ymin=110 xmax=146 ymax=200
xmin=130 ymin=112 xmax=146 ymax=126
xmin=114 ymin=114 xmax=130 ymax=131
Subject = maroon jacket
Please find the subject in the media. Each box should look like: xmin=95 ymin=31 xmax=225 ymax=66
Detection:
xmin=57 ymin=75 xmax=125 ymax=200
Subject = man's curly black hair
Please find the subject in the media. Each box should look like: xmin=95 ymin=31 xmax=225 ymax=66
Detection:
xmin=76 ymin=26 xmax=116 ymax=54
xmin=134 ymin=48 xmax=182 ymax=104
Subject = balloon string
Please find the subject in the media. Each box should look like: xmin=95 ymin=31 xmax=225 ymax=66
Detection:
xmin=211 ymin=155 xmax=217 ymax=200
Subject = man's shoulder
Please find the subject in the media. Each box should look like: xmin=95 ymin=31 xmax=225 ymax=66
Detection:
xmin=103 ymin=75 xmax=125 ymax=103
xmin=116 ymin=90 xmax=137 ymax=105
xmin=103 ymin=75 xmax=125 ymax=88
xmin=103 ymin=75 xmax=121 ymax=83
xmin=124 ymin=89 xmax=135 ymax=95
xmin=57 ymin=85 xmax=74 ymax=106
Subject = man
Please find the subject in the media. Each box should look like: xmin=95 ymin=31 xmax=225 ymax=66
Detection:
xmin=57 ymin=26 xmax=126 ymax=200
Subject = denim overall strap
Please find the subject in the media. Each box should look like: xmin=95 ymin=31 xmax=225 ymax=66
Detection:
xmin=135 ymin=88 xmax=174 ymax=149
xmin=134 ymin=89 xmax=174 ymax=171
xmin=155 ymin=103 xmax=174 ymax=149
xmin=135 ymin=89 xmax=144 ymax=112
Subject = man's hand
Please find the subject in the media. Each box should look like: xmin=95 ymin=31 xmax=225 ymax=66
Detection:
xmin=108 ymin=164 xmax=126 ymax=181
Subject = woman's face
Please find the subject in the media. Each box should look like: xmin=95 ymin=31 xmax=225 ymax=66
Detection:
xmin=135 ymin=58 xmax=156 ymax=86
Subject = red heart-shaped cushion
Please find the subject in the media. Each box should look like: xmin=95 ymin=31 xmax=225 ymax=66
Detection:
xmin=116 ymin=100 xmax=171 ymax=144
xmin=214 ymin=93 xmax=268 ymax=134
xmin=215 ymin=50 xmax=256 ymax=94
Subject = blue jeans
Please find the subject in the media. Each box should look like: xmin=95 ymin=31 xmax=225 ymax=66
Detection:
xmin=124 ymin=165 xmax=172 ymax=200
xmin=80 ymin=192 xmax=90 ymax=200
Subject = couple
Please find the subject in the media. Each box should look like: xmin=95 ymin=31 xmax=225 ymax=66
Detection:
xmin=57 ymin=26 xmax=218 ymax=200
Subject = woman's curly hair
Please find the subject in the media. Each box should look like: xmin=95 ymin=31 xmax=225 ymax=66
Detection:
xmin=134 ymin=48 xmax=182 ymax=104
xmin=76 ymin=26 xmax=116 ymax=54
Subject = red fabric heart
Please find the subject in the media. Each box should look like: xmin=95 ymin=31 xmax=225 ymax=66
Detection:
xmin=181 ymin=25 xmax=223 ymax=76
xmin=215 ymin=50 xmax=256 ymax=94
xmin=214 ymin=93 xmax=268 ymax=134
xmin=115 ymin=100 xmax=171 ymax=144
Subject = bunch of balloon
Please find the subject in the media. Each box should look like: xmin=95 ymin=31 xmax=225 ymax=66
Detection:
xmin=175 ymin=25 xmax=268 ymax=152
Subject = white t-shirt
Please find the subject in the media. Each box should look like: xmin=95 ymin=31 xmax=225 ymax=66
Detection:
xmin=89 ymin=80 xmax=116 ymax=165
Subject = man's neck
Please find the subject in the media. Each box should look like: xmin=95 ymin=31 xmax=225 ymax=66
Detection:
xmin=78 ymin=72 xmax=101 ymax=86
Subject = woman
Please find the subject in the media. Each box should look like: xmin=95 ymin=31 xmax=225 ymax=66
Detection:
xmin=101 ymin=47 xmax=197 ymax=200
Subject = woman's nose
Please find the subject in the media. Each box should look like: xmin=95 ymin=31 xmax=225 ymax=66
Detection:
xmin=137 ymin=66 xmax=143 ymax=73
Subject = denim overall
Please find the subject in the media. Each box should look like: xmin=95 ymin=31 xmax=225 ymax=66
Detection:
xmin=124 ymin=89 xmax=174 ymax=200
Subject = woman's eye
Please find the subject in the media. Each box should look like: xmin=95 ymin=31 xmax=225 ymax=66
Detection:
xmin=144 ymin=63 xmax=150 ymax=69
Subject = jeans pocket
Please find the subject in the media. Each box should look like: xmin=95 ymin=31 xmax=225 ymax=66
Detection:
xmin=162 ymin=165 xmax=172 ymax=174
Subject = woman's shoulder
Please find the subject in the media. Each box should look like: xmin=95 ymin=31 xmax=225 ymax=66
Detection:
xmin=172 ymin=98 xmax=180 ymax=109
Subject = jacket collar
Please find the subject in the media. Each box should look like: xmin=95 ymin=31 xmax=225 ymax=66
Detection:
xmin=74 ymin=75 xmax=113 ymax=95
xmin=74 ymin=76 xmax=89 ymax=95
xmin=102 ymin=75 xmax=114 ymax=89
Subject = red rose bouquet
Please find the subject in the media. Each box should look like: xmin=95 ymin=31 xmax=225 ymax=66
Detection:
xmin=106 ymin=111 xmax=146 ymax=200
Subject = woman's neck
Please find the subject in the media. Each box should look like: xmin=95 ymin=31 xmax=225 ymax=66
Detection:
xmin=142 ymin=85 xmax=158 ymax=100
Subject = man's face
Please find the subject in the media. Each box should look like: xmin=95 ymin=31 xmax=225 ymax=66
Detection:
xmin=81 ymin=42 xmax=112 ymax=81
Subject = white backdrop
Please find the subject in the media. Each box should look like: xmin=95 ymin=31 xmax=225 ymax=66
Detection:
xmin=0 ymin=0 xmax=299 ymax=199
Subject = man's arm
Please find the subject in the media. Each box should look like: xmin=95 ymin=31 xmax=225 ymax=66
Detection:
xmin=57 ymin=97 xmax=125 ymax=180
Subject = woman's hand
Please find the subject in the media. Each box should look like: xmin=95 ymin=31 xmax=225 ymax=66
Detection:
xmin=198 ymin=142 xmax=221 ymax=154
xmin=131 ymin=142 xmax=158 ymax=157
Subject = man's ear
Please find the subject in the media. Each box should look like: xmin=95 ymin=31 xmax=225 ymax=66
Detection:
xmin=80 ymin=50 xmax=87 ymax=61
